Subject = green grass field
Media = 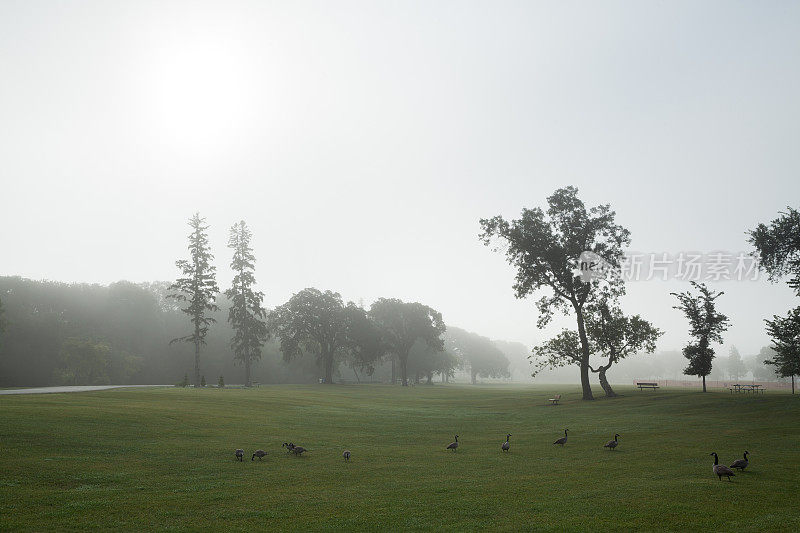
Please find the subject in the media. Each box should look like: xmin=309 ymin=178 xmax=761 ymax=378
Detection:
xmin=1 ymin=385 xmax=799 ymax=531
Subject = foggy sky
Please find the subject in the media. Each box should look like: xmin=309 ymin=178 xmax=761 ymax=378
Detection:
xmin=2 ymin=0 xmax=799 ymax=357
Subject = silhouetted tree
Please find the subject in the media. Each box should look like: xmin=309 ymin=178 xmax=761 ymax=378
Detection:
xmin=369 ymin=298 xmax=446 ymax=386
xmin=271 ymin=289 xmax=378 ymax=384
xmin=225 ymin=221 xmax=269 ymax=387
xmin=480 ymin=186 xmax=630 ymax=400
xmin=671 ymin=282 xmax=730 ymax=392
xmin=764 ymin=307 xmax=800 ymax=394
xmin=168 ymin=213 xmax=220 ymax=387
xmin=749 ymin=206 xmax=800 ymax=295
xmin=445 ymin=327 xmax=509 ymax=384
xmin=341 ymin=302 xmax=387 ymax=382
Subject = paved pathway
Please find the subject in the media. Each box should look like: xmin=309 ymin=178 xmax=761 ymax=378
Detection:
xmin=0 ymin=385 xmax=171 ymax=395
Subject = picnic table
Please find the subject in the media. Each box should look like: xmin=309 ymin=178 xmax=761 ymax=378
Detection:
xmin=729 ymin=384 xmax=765 ymax=394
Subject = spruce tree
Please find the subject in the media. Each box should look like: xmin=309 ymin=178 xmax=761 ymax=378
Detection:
xmin=225 ymin=221 xmax=269 ymax=387
xmin=168 ymin=213 xmax=220 ymax=387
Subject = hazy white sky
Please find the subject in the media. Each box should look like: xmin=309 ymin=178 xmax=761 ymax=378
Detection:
xmin=1 ymin=0 xmax=799 ymax=355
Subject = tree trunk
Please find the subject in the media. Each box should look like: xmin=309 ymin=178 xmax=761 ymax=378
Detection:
xmin=245 ymin=355 xmax=252 ymax=388
xmin=471 ymin=370 xmax=477 ymax=385
xmin=194 ymin=338 xmax=201 ymax=388
xmin=391 ymin=357 xmax=396 ymax=384
xmin=353 ymin=367 xmax=360 ymax=383
xmin=324 ymin=352 xmax=334 ymax=384
xmin=792 ymin=375 xmax=795 ymax=394
xmin=442 ymin=372 xmax=446 ymax=383
xmin=574 ymin=306 xmax=595 ymax=400
xmin=598 ymin=368 xmax=617 ymax=397
xmin=400 ymin=356 xmax=408 ymax=386
xmin=427 ymin=372 xmax=432 ymax=384
xmin=702 ymin=374 xmax=707 ymax=392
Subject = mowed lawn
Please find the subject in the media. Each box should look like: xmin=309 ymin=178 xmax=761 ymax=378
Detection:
xmin=1 ymin=385 xmax=799 ymax=532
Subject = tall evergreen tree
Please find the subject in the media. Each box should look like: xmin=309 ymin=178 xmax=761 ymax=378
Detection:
xmin=225 ymin=221 xmax=269 ymax=387
xmin=168 ymin=213 xmax=220 ymax=387
xmin=671 ymin=282 xmax=730 ymax=392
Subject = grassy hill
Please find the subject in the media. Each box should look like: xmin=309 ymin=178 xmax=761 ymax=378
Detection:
xmin=1 ymin=385 xmax=798 ymax=531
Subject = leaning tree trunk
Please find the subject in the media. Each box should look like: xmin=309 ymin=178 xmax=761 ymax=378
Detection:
xmin=598 ymin=368 xmax=617 ymax=397
xmin=574 ymin=306 xmax=595 ymax=401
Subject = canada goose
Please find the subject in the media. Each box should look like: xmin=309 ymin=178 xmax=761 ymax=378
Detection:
xmin=730 ymin=451 xmax=749 ymax=471
xmin=553 ymin=429 xmax=568 ymax=446
xmin=282 ymin=442 xmax=295 ymax=453
xmin=252 ymin=449 xmax=267 ymax=461
xmin=501 ymin=434 xmax=511 ymax=452
xmin=343 ymin=450 xmax=351 ymax=461
xmin=235 ymin=449 xmax=244 ymax=461
xmin=291 ymin=446 xmax=307 ymax=456
xmin=604 ymin=434 xmax=620 ymax=450
xmin=710 ymin=452 xmax=735 ymax=481
xmin=446 ymin=435 xmax=459 ymax=451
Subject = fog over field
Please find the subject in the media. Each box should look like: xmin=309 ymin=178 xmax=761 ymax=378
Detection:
xmin=1 ymin=1 xmax=799 ymax=383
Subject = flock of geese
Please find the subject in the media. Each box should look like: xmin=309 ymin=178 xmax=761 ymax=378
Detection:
xmin=235 ymin=432 xmax=750 ymax=482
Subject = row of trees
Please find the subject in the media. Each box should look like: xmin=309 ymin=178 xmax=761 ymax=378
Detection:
xmin=481 ymin=187 xmax=799 ymax=398
xmin=0 ymin=275 xmax=512 ymax=387
xmin=165 ymin=214 xmax=508 ymax=388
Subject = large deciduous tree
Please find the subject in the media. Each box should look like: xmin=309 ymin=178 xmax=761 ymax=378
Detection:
xmin=369 ymin=298 xmax=446 ymax=386
xmin=225 ymin=221 xmax=269 ymax=387
xmin=480 ymin=186 xmax=630 ymax=400
xmin=271 ymin=289 xmax=381 ymax=384
xmin=764 ymin=307 xmax=800 ymax=394
xmin=341 ymin=302 xmax=387 ymax=383
xmin=671 ymin=282 xmax=730 ymax=392
xmin=168 ymin=213 xmax=220 ymax=387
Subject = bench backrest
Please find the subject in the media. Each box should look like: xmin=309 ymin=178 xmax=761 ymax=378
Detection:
xmin=637 ymin=382 xmax=658 ymax=386
xmin=554 ymin=394 xmax=561 ymax=399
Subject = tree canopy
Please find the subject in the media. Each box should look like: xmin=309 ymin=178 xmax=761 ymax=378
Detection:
xmin=271 ymin=288 xmax=383 ymax=384
xmin=748 ymin=206 xmax=800 ymax=295
xmin=369 ymin=298 xmax=446 ymax=386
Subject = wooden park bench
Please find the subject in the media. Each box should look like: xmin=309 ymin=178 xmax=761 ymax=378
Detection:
xmin=549 ymin=394 xmax=561 ymax=405
xmin=636 ymin=382 xmax=659 ymax=390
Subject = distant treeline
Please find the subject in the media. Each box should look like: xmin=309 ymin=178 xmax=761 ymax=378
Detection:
xmin=0 ymin=276 xmax=516 ymax=387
